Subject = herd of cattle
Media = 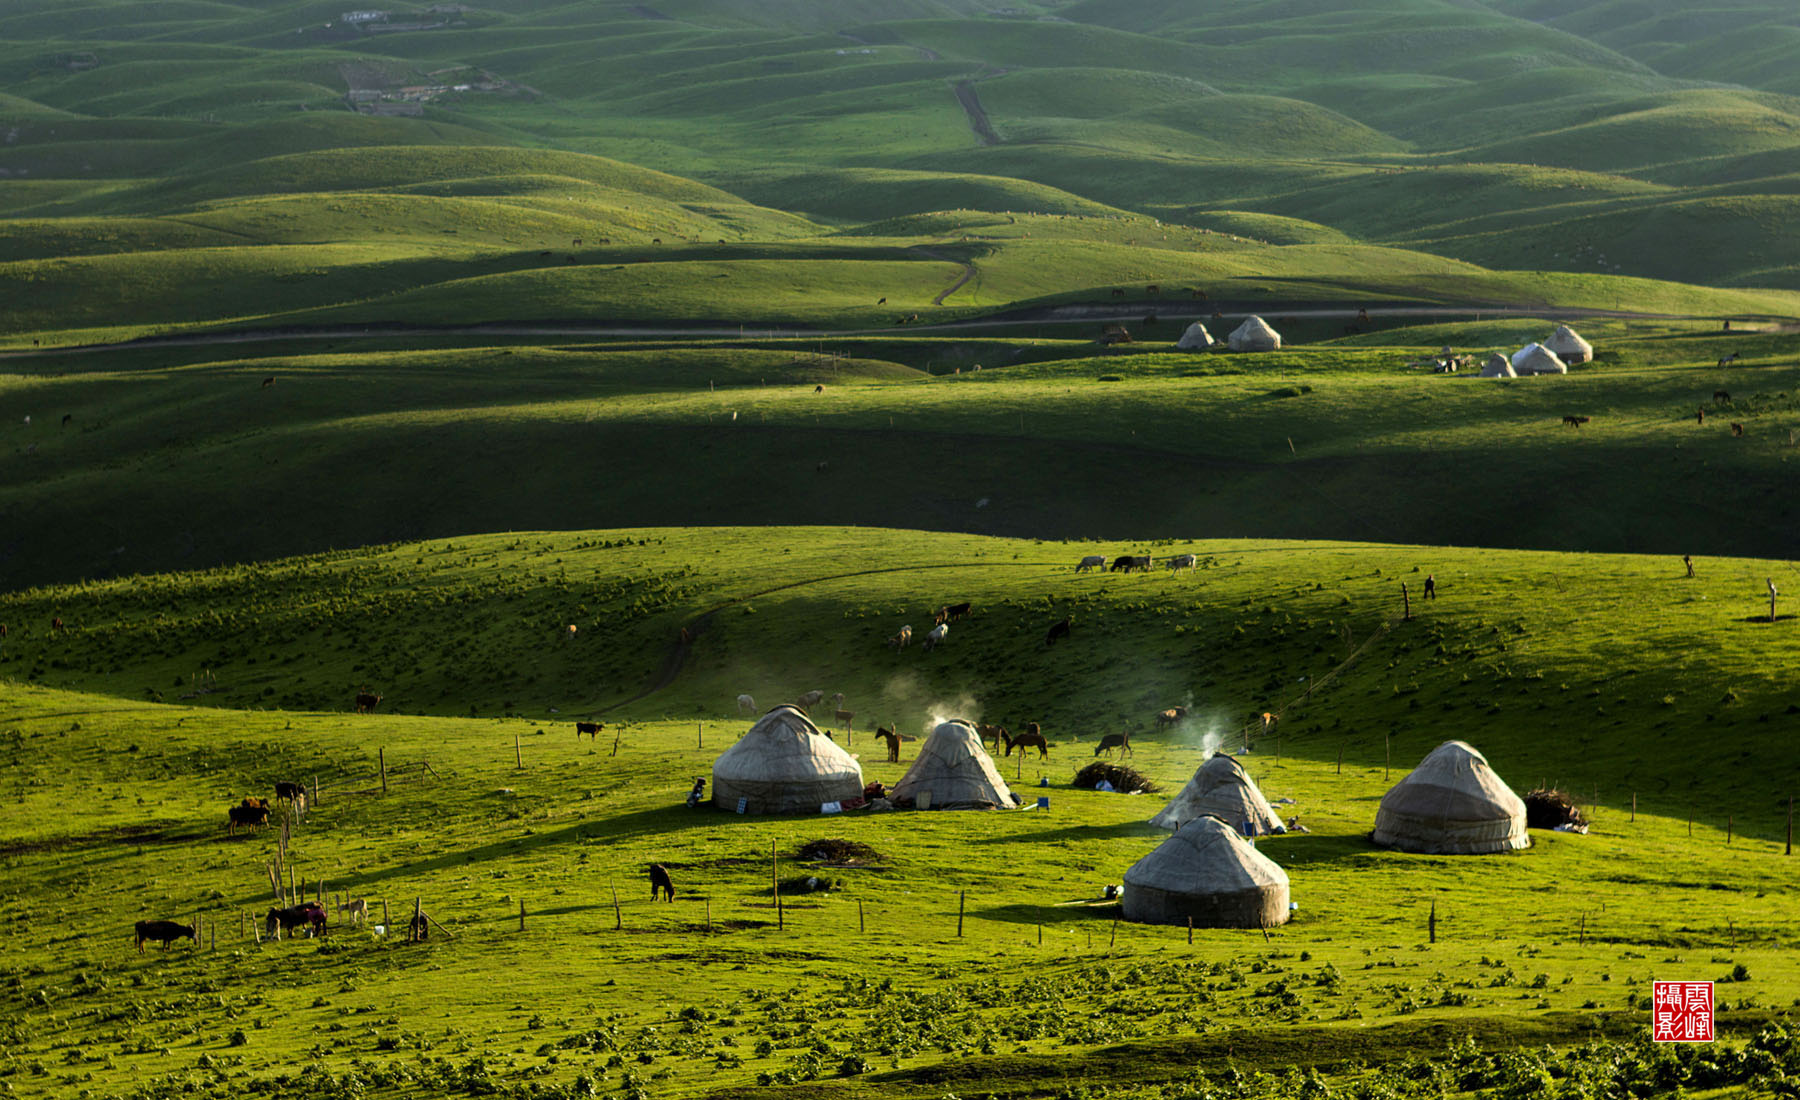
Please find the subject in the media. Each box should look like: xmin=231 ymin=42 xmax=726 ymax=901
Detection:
xmin=1077 ymin=553 xmax=1198 ymax=573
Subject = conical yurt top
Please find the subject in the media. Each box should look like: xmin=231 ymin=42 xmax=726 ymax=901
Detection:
xmin=1480 ymin=351 xmax=1516 ymax=378
xmin=1544 ymin=325 xmax=1593 ymax=364
xmin=1510 ymin=343 xmax=1567 ymax=375
xmin=1228 ymin=316 xmax=1281 ymax=351
xmin=1176 ymin=322 xmax=1215 ymax=350
xmin=712 ymin=705 xmax=864 ymax=815
xmin=1371 ymin=740 xmax=1528 ymax=854
xmin=1150 ymin=752 xmax=1284 ymax=835
xmin=1122 ymin=815 xmax=1291 ymax=927
xmin=891 ymin=720 xmax=1017 ymax=810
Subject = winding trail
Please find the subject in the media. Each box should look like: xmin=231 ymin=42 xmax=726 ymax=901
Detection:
xmin=952 ymin=79 xmax=1000 ymax=146
xmin=912 ymin=245 xmax=978 ymax=305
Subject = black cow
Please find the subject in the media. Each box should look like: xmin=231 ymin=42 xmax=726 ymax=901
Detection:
xmin=274 ymin=781 xmax=306 ymax=806
xmin=354 ymin=692 xmax=381 ymax=714
xmin=265 ymin=903 xmax=327 ymax=940
xmin=575 ymin=721 xmax=602 ymax=739
xmin=134 ymin=920 xmax=197 ymax=953
xmin=228 ymin=798 xmax=270 ymax=835
xmin=1045 ymin=617 xmax=1072 ymax=646
xmin=649 ymin=864 xmax=675 ymax=902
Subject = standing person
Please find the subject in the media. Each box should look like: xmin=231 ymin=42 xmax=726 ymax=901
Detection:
xmin=1423 ymin=574 xmax=1437 ymax=600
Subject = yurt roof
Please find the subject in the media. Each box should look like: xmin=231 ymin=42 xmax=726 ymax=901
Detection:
xmin=1149 ymin=752 xmax=1284 ymax=834
xmin=1176 ymin=322 xmax=1215 ymax=349
xmin=1371 ymin=740 xmax=1528 ymax=854
xmin=1228 ymin=315 xmax=1281 ymax=350
xmin=1510 ymin=343 xmax=1567 ymax=375
xmin=1124 ymin=814 xmax=1289 ymax=896
xmin=1545 ymin=325 xmax=1593 ymax=361
xmin=1480 ymin=352 xmax=1516 ymax=378
xmin=891 ymin=720 xmax=1017 ymax=810
xmin=711 ymin=705 xmax=863 ymax=814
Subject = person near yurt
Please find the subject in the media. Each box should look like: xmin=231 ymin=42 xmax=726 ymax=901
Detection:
xmin=1544 ymin=325 xmax=1593 ymax=365
xmin=1227 ymin=316 xmax=1281 ymax=351
xmin=1176 ymin=322 xmax=1215 ymax=350
xmin=890 ymin=719 xmax=1018 ymax=810
xmin=1370 ymin=740 xmax=1528 ymax=854
xmin=712 ymin=705 xmax=863 ymax=814
xmin=1480 ymin=352 xmax=1516 ymax=378
xmin=1122 ymin=815 xmax=1290 ymax=928
xmin=1149 ymin=752 xmax=1284 ymax=836
xmin=1510 ymin=343 xmax=1567 ymax=375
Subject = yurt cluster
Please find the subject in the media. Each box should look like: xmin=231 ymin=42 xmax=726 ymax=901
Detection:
xmin=1480 ymin=325 xmax=1593 ymax=378
xmin=711 ymin=707 xmax=1534 ymax=932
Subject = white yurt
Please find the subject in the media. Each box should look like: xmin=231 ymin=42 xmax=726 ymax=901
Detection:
xmin=1544 ymin=325 xmax=1593 ymax=365
xmin=1150 ymin=752 xmax=1284 ymax=835
xmin=712 ymin=705 xmax=864 ymax=814
xmin=1480 ymin=352 xmax=1516 ymax=378
xmin=1176 ymin=322 xmax=1215 ymax=350
xmin=1227 ymin=316 xmax=1281 ymax=351
xmin=1371 ymin=740 xmax=1529 ymax=854
xmin=890 ymin=720 xmax=1017 ymax=810
xmin=1511 ymin=343 xmax=1568 ymax=375
xmin=1122 ymin=815 xmax=1291 ymax=928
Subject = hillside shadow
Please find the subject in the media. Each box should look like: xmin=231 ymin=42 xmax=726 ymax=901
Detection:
xmin=975 ymin=899 xmax=1122 ymax=926
xmin=977 ymin=820 xmax=1161 ymax=844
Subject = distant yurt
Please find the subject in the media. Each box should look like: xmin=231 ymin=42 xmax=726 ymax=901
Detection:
xmin=1228 ymin=316 xmax=1281 ymax=351
xmin=1510 ymin=343 xmax=1568 ymax=375
xmin=712 ymin=705 xmax=864 ymax=814
xmin=1480 ymin=352 xmax=1516 ymax=378
xmin=1176 ymin=322 xmax=1215 ymax=350
xmin=1150 ymin=752 xmax=1284 ymax=835
xmin=1122 ymin=815 xmax=1291 ymax=928
xmin=1544 ymin=325 xmax=1593 ymax=365
xmin=891 ymin=720 xmax=1017 ymax=810
xmin=1371 ymin=740 xmax=1528 ymax=854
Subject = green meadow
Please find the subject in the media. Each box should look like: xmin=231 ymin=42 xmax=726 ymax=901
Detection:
xmin=6 ymin=2 xmax=1800 ymax=1098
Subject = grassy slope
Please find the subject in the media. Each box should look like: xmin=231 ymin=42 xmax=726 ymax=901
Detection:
xmin=2 ymin=526 xmax=1798 ymax=1099
xmin=5 ymin=323 xmax=1800 ymax=589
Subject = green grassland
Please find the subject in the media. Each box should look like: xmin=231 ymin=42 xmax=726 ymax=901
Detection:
xmin=4 ymin=527 xmax=1800 ymax=1100
xmin=5 ymin=322 xmax=1800 ymax=590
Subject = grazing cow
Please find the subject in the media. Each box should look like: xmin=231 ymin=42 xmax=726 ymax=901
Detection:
xmin=61 ymin=413 xmax=72 ymax=429
xmin=834 ymin=708 xmax=855 ymax=730
xmin=1697 ymin=406 xmax=1705 ymax=425
xmin=265 ymin=903 xmax=326 ymax=940
xmin=134 ymin=920 xmax=197 ymax=953
xmin=261 ymin=376 xmax=275 ymax=388
xmin=814 ymin=384 xmax=825 ymax=394
xmin=877 ymin=297 xmax=886 ymax=305
xmin=336 ymin=898 xmax=367 ymax=923
xmin=354 ymin=691 xmax=382 ymax=714
xmin=51 ymin=617 xmax=63 ymax=631
xmin=1005 ymin=724 xmax=1049 ymax=759
xmin=796 ymin=689 xmax=826 ymax=709
xmin=1561 ymin=415 xmax=1590 ymax=427
xmin=575 ymin=721 xmax=602 ymax=739
xmin=937 ymin=601 xmax=970 ymax=622
xmin=1111 ymin=288 xmax=1125 ymax=298
xmin=1718 ymin=354 xmax=1739 ymax=369
xmin=648 ymin=864 xmax=675 ymax=902
xmin=273 ymin=781 xmax=307 ymax=810
xmin=1715 ymin=390 xmax=1732 ymax=403
xmin=1732 ymin=422 xmax=1745 ymax=436
xmin=886 ymin=625 xmax=913 ymax=649
xmin=1094 ymin=731 xmax=1132 ymax=758
xmin=975 ymin=723 xmax=1008 ymax=751
xmin=737 ymin=693 xmax=756 ymax=712
xmin=1155 ymin=706 xmax=1188 ymax=730
xmin=573 ymin=238 xmax=583 ymax=246
xmin=1146 ymin=285 xmax=1160 ymax=296
xmin=1109 ymin=555 xmax=1135 ymax=573
xmin=1130 ymin=555 xmax=1152 ymax=572
xmin=227 ymin=798 xmax=270 ymax=835
xmin=922 ymin=623 xmax=948 ymax=652
xmin=1166 ymin=554 xmax=1197 ymax=572
xmin=1076 ymin=555 xmax=1106 ymax=573
xmin=652 ymin=238 xmax=661 ymax=244
xmin=874 ymin=726 xmax=901 ymax=763
xmin=1045 ymin=617 xmax=1071 ymax=646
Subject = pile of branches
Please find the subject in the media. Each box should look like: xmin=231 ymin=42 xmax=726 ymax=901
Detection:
xmin=1524 ymin=787 xmax=1587 ymax=829
xmin=1071 ymin=762 xmax=1161 ymax=794
xmin=795 ymin=838 xmax=884 ymax=864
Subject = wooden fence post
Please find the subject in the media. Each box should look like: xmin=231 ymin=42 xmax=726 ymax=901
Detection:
xmin=1727 ymin=815 xmax=1733 ymax=844
xmin=706 ymin=898 xmax=712 ymax=934
xmin=382 ymin=900 xmax=390 ymax=930
xmin=1110 ymin=914 xmax=1118 ymax=948
xmin=612 ymin=886 xmax=621 ymax=931
xmin=379 ymin=748 xmax=387 ymax=794
xmin=1401 ymin=583 xmax=1411 ymax=621
xmin=957 ymin=891 xmax=965 ymax=938
xmin=519 ymin=899 xmax=526 ymax=932
xmin=1336 ymin=745 xmax=1342 ymax=775
xmin=858 ymin=900 xmax=864 ymax=933
xmin=312 ymin=774 xmax=319 ymax=810
xmin=515 ymin=731 xmax=522 ymax=769
xmin=1187 ymin=916 xmax=1193 ymax=945
xmin=1631 ymin=792 xmax=1636 ymax=823
xmin=697 ymin=721 xmax=703 ymax=749
xmin=1428 ymin=900 xmax=1436 ymax=944
xmin=1384 ymin=731 xmax=1391 ymax=782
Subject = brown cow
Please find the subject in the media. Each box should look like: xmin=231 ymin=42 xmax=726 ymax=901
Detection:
xmin=1732 ymin=422 xmax=1745 ymax=436
xmin=1154 ymin=706 xmax=1187 ymax=730
xmin=576 ymin=721 xmax=602 ymax=739
xmin=1044 ymin=617 xmax=1072 ymax=646
xmin=227 ymin=798 xmax=270 ymax=835
xmin=354 ymin=692 xmax=381 ymax=714
xmin=648 ymin=864 xmax=675 ymax=902
xmin=1005 ymin=724 xmax=1049 ymax=759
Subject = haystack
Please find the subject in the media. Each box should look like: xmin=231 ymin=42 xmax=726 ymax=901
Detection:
xmin=1510 ymin=343 xmax=1567 ymax=375
xmin=1480 ymin=352 xmax=1515 ymax=378
xmin=1122 ymin=815 xmax=1290 ymax=928
xmin=1544 ymin=325 xmax=1593 ymax=365
xmin=1228 ymin=316 xmax=1281 ymax=351
xmin=1371 ymin=740 xmax=1528 ymax=854
xmin=1176 ymin=322 xmax=1215 ymax=350
xmin=890 ymin=720 xmax=1017 ymax=810
xmin=1150 ymin=752 xmax=1284 ymax=835
xmin=712 ymin=705 xmax=864 ymax=814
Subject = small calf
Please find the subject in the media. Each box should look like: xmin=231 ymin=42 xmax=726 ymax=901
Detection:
xmin=336 ymin=898 xmax=367 ymax=922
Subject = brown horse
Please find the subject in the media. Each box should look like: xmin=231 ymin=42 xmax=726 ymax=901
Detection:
xmin=1004 ymin=723 xmax=1049 ymax=759
xmin=648 ymin=864 xmax=675 ymax=902
xmin=874 ymin=726 xmax=901 ymax=763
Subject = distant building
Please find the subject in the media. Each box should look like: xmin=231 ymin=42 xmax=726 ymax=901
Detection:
xmin=341 ymin=10 xmax=388 ymax=23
